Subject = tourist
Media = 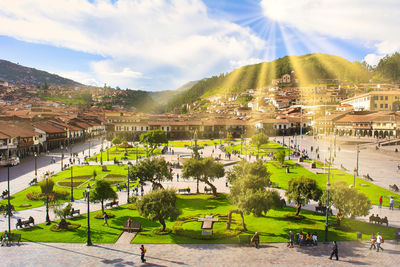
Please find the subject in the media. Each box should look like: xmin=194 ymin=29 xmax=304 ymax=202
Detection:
xmin=305 ymin=232 xmax=312 ymax=245
xmin=297 ymin=232 xmax=304 ymax=246
xmin=376 ymin=232 xmax=384 ymax=252
xmin=389 ymin=196 xmax=394 ymax=210
xmin=369 ymin=233 xmax=376 ymax=250
xmin=329 ymin=241 xmax=339 ymax=260
xmin=140 ymin=245 xmax=147 ymax=263
xmin=1 ymin=230 xmax=8 ymax=246
xmin=312 ymin=232 xmax=318 ymax=246
xmin=117 ymin=183 xmax=121 ymax=192
xmin=103 ymin=212 xmax=109 ymax=226
xmin=288 ymin=231 xmax=294 ymax=248
xmin=176 ymin=173 xmax=179 ymax=182
xmin=378 ymin=196 xmax=382 ymax=208
xmin=251 ymin=232 xmax=260 ymax=248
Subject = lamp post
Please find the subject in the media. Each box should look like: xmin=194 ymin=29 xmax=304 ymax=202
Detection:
xmin=324 ymin=182 xmax=331 ymax=243
xmin=34 ymin=152 xmax=38 ymax=181
xmin=45 ymin=175 xmax=50 ymax=225
xmin=127 ymin=162 xmax=132 ymax=203
xmin=7 ymin=166 xmax=11 ymax=233
xmin=60 ymin=145 xmax=64 ymax=171
xmin=353 ymin=168 xmax=357 ymax=187
xmin=70 ymin=165 xmax=74 ymax=202
xmin=100 ymin=148 xmax=103 ymax=165
xmin=86 ymin=185 xmax=92 ymax=246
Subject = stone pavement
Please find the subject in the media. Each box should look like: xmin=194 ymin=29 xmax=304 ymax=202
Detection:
xmin=0 ymin=241 xmax=399 ymax=266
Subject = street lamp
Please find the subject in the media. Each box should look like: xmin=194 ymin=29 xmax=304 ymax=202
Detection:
xmin=34 ymin=152 xmax=38 ymax=181
xmin=86 ymin=185 xmax=92 ymax=246
xmin=324 ymin=182 xmax=331 ymax=243
xmin=60 ymin=145 xmax=64 ymax=171
xmin=7 ymin=166 xmax=11 ymax=233
xmin=353 ymin=168 xmax=357 ymax=187
xmin=127 ymin=162 xmax=132 ymax=203
xmin=70 ymin=165 xmax=74 ymax=202
xmin=100 ymin=148 xmax=103 ymax=165
xmin=45 ymin=175 xmax=51 ymax=225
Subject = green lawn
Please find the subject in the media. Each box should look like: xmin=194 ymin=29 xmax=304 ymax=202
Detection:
xmin=0 ymin=165 xmax=136 ymax=211
xmin=9 ymin=194 xmax=397 ymax=244
xmin=267 ymin=160 xmax=400 ymax=206
xmin=169 ymin=140 xmax=239 ymax=147
xmin=88 ymin=146 xmax=162 ymax=161
xmin=225 ymin=142 xmax=292 ymax=156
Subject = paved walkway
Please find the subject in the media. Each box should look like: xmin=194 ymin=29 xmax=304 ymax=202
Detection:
xmin=1 ymin=241 xmax=399 ymax=266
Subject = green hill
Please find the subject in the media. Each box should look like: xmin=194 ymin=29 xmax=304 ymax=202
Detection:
xmin=0 ymin=59 xmax=82 ymax=87
xmin=166 ymin=53 xmax=372 ymax=110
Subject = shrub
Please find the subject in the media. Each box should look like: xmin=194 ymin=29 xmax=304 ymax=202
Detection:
xmin=153 ymin=228 xmax=172 ymax=235
xmin=50 ymin=222 xmax=81 ymax=232
xmin=26 ymin=190 xmax=69 ymax=201
xmin=39 ymin=178 xmax=54 ymax=194
xmin=94 ymin=212 xmax=116 ymax=219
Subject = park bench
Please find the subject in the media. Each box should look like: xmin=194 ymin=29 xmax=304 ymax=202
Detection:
xmin=204 ymin=187 xmax=212 ymax=194
xmin=7 ymin=233 xmax=21 ymax=245
xmin=178 ymin=188 xmax=190 ymax=194
xmin=269 ymin=182 xmax=279 ymax=188
xmin=16 ymin=217 xmax=35 ymax=229
xmin=82 ymin=161 xmax=89 ymax=166
xmin=69 ymin=209 xmax=80 ymax=218
xmin=102 ymin=165 xmax=108 ymax=171
xmin=28 ymin=178 xmax=38 ymax=186
xmin=315 ymin=206 xmax=333 ymax=216
xmin=238 ymin=235 xmax=251 ymax=245
xmin=105 ymin=201 xmax=119 ymax=209
xmin=363 ymin=174 xmax=373 ymax=181
xmin=389 ymin=184 xmax=399 ymax=192
xmin=369 ymin=215 xmax=389 ymax=226
xmin=1 ymin=190 xmax=8 ymax=199
xmin=114 ymin=160 xmax=122 ymax=165
xmin=123 ymin=220 xmax=141 ymax=233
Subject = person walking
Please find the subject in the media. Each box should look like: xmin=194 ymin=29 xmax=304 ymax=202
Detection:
xmin=251 ymin=232 xmax=260 ymax=248
xmin=389 ymin=196 xmax=394 ymax=210
xmin=379 ymin=196 xmax=383 ymax=208
xmin=140 ymin=245 xmax=147 ymax=263
xmin=376 ymin=232 xmax=384 ymax=252
xmin=369 ymin=233 xmax=376 ymax=250
xmin=288 ymin=231 xmax=294 ymax=248
xmin=329 ymin=241 xmax=339 ymax=260
xmin=103 ymin=212 xmax=109 ymax=226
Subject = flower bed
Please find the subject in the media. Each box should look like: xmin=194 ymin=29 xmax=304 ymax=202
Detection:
xmin=26 ymin=190 xmax=69 ymax=201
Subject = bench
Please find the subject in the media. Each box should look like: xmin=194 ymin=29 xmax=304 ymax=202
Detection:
xmin=102 ymin=165 xmax=108 ymax=171
xmin=389 ymin=184 xmax=399 ymax=192
xmin=363 ymin=174 xmax=373 ymax=181
xmin=7 ymin=233 xmax=21 ymax=245
xmin=315 ymin=206 xmax=333 ymax=216
xmin=123 ymin=220 xmax=141 ymax=233
xmin=369 ymin=215 xmax=389 ymax=226
xmin=238 ymin=235 xmax=251 ymax=245
xmin=69 ymin=209 xmax=80 ymax=218
xmin=82 ymin=161 xmax=89 ymax=166
xmin=16 ymin=217 xmax=35 ymax=229
xmin=178 ymin=188 xmax=190 ymax=194
xmin=29 ymin=178 xmax=38 ymax=186
xmin=204 ymin=187 xmax=212 ymax=194
xmin=105 ymin=201 xmax=119 ymax=209
xmin=269 ymin=182 xmax=279 ymax=188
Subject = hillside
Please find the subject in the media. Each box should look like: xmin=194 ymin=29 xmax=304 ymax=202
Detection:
xmin=166 ymin=53 xmax=372 ymax=110
xmin=0 ymin=59 xmax=82 ymax=87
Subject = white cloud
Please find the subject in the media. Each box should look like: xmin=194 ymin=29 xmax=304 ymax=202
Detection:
xmin=261 ymin=0 xmax=400 ymax=64
xmin=363 ymin=54 xmax=383 ymax=67
xmin=0 ymin=0 xmax=266 ymax=90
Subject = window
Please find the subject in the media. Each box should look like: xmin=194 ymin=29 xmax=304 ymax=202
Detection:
xmin=374 ymin=96 xmax=378 ymax=100
xmin=385 ymin=104 xmax=388 ymax=108
xmin=380 ymin=96 xmax=383 ymax=100
xmin=374 ymin=104 xmax=377 ymax=108
xmin=380 ymin=104 xmax=383 ymax=108
xmin=385 ymin=96 xmax=388 ymax=100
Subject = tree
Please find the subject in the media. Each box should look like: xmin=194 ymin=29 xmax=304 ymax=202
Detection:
xmin=182 ymin=157 xmax=224 ymax=196
xmin=136 ymin=188 xmax=180 ymax=231
xmin=251 ymin=132 xmax=269 ymax=155
xmin=226 ymin=160 xmax=269 ymax=184
xmin=140 ymin=129 xmax=168 ymax=156
xmin=275 ymin=150 xmax=285 ymax=165
xmin=39 ymin=178 xmax=54 ymax=194
xmin=129 ymin=157 xmax=172 ymax=189
xmin=230 ymin=174 xmax=283 ymax=217
xmin=112 ymin=137 xmax=122 ymax=151
xmin=91 ymin=180 xmax=118 ymax=213
xmin=286 ymin=177 xmax=322 ymax=216
xmin=321 ymin=181 xmax=371 ymax=225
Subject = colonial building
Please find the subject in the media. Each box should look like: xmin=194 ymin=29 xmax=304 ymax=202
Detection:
xmin=341 ymin=91 xmax=400 ymax=111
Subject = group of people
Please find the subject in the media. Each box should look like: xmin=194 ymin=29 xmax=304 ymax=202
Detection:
xmin=378 ymin=195 xmax=395 ymax=210
xmin=369 ymin=232 xmax=385 ymax=252
xmin=287 ymin=231 xmax=318 ymax=247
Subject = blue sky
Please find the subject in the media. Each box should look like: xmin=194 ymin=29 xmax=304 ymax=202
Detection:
xmin=0 ymin=0 xmax=398 ymax=91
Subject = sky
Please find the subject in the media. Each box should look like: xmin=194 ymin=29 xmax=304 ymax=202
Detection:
xmin=0 ymin=0 xmax=399 ymax=91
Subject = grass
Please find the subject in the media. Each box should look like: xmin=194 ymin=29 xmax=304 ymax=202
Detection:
xmin=9 ymin=194 xmax=397 ymax=244
xmin=267 ymin=160 xmax=400 ymax=206
xmin=0 ymin=165 xmax=137 ymax=211
xmin=225 ymin=142 xmax=292 ymax=156
xmin=88 ymin=146 xmax=161 ymax=161
xmin=169 ymin=139 xmax=239 ymax=147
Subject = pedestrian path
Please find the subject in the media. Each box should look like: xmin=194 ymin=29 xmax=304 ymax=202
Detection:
xmin=115 ymin=231 xmax=137 ymax=244
xmin=1 ymin=241 xmax=399 ymax=266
